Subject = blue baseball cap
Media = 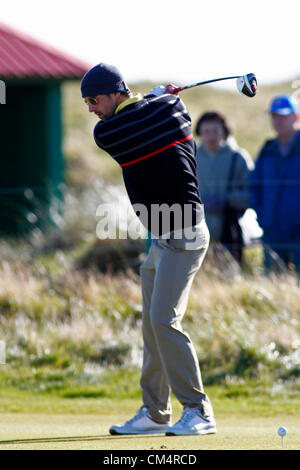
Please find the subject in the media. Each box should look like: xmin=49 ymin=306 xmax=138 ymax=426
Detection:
xmin=269 ymin=94 xmax=299 ymax=115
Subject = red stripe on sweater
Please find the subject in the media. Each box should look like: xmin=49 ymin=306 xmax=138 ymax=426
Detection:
xmin=119 ymin=134 xmax=193 ymax=167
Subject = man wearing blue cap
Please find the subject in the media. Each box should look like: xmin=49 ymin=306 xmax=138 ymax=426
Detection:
xmin=81 ymin=63 xmax=216 ymax=436
xmin=250 ymin=94 xmax=300 ymax=275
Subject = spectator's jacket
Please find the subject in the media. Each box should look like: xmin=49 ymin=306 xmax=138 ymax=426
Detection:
xmin=196 ymin=143 xmax=252 ymax=241
xmin=250 ymin=130 xmax=300 ymax=239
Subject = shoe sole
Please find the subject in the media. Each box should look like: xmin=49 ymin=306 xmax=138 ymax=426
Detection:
xmin=110 ymin=428 xmax=168 ymax=435
xmin=166 ymin=427 xmax=217 ymax=436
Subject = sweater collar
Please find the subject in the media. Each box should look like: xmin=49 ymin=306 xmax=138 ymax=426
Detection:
xmin=114 ymin=94 xmax=142 ymax=115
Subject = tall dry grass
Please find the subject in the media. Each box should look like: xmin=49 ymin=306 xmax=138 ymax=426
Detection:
xmin=1 ymin=237 xmax=299 ymax=384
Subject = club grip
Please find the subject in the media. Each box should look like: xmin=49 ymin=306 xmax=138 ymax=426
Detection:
xmin=165 ymin=84 xmax=182 ymax=94
xmin=171 ymin=87 xmax=182 ymax=94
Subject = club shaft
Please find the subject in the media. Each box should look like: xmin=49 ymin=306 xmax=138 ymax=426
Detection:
xmin=174 ymin=75 xmax=241 ymax=93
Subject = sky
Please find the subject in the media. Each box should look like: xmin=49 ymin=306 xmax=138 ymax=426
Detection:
xmin=1 ymin=0 xmax=300 ymax=89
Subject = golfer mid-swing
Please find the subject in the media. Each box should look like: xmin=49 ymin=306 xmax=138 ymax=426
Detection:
xmin=81 ymin=63 xmax=216 ymax=435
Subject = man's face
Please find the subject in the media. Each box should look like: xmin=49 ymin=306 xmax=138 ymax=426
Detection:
xmin=199 ymin=121 xmax=225 ymax=152
xmin=84 ymin=93 xmax=120 ymax=120
xmin=271 ymin=113 xmax=298 ymax=141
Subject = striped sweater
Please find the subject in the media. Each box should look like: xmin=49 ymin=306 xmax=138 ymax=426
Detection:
xmin=93 ymin=93 xmax=203 ymax=236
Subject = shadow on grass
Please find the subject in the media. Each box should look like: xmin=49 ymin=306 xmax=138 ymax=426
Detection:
xmin=0 ymin=434 xmax=165 ymax=445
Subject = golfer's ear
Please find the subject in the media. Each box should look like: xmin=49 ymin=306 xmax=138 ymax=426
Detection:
xmin=115 ymin=92 xmax=127 ymax=105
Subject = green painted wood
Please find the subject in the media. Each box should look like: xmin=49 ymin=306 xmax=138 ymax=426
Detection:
xmin=0 ymin=82 xmax=64 ymax=235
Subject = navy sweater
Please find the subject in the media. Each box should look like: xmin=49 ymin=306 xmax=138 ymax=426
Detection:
xmin=93 ymin=93 xmax=202 ymax=236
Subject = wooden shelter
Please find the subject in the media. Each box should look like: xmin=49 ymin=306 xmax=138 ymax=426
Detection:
xmin=0 ymin=22 xmax=90 ymax=235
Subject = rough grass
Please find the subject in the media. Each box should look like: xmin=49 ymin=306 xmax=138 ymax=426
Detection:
xmin=1 ymin=239 xmax=300 ymax=402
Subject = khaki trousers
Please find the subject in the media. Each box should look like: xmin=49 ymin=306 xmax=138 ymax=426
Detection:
xmin=140 ymin=223 xmax=213 ymax=424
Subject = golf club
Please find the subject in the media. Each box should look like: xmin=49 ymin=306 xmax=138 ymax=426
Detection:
xmin=171 ymin=73 xmax=257 ymax=98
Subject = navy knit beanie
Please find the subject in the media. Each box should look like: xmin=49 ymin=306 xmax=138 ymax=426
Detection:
xmin=81 ymin=63 xmax=130 ymax=97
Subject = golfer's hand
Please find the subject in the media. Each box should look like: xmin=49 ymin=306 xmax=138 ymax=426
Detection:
xmin=148 ymin=85 xmax=166 ymax=96
xmin=148 ymin=84 xmax=179 ymax=96
xmin=165 ymin=84 xmax=179 ymax=95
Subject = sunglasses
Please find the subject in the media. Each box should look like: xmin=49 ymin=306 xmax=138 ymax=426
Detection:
xmin=84 ymin=97 xmax=99 ymax=105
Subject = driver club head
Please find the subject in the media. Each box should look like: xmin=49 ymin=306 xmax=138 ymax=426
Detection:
xmin=236 ymin=73 xmax=257 ymax=97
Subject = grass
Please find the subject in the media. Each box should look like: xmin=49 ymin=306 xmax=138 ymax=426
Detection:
xmin=0 ymin=370 xmax=300 ymax=450
xmin=1 ymin=257 xmax=300 ymax=385
xmin=1 ymin=241 xmax=300 ymax=396
xmin=1 ymin=249 xmax=299 ymax=448
xmin=1 ymin=375 xmax=300 ymax=416
xmin=0 ymin=411 xmax=299 ymax=450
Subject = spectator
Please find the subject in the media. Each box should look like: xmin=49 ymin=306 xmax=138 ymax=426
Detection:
xmin=250 ymin=94 xmax=300 ymax=275
xmin=195 ymin=111 xmax=253 ymax=263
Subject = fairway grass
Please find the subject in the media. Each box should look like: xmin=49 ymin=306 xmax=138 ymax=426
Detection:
xmin=0 ymin=382 xmax=300 ymax=450
xmin=0 ymin=412 xmax=299 ymax=450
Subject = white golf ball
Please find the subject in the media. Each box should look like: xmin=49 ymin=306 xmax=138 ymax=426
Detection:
xmin=277 ymin=426 xmax=287 ymax=437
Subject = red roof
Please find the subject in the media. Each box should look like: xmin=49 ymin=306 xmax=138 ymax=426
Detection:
xmin=0 ymin=22 xmax=91 ymax=79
